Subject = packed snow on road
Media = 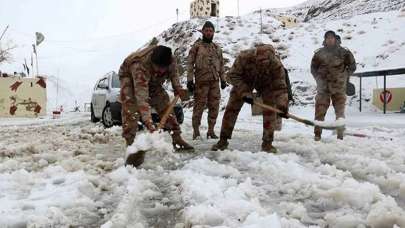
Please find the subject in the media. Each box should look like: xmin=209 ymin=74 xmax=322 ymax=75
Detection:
xmin=1 ymin=106 xmax=405 ymax=227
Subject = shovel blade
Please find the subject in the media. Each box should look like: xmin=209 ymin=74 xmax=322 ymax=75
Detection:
xmin=125 ymin=150 xmax=147 ymax=167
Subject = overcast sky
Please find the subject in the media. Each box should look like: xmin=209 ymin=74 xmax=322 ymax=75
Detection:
xmin=0 ymin=0 xmax=307 ymax=106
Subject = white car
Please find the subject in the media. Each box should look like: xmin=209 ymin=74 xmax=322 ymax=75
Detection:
xmin=90 ymin=71 xmax=121 ymax=127
xmin=90 ymin=71 xmax=184 ymax=128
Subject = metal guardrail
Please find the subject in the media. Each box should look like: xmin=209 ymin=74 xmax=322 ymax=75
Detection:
xmin=352 ymin=67 xmax=405 ymax=113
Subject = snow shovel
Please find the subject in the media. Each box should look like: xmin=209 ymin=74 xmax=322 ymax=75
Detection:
xmin=125 ymin=95 xmax=180 ymax=167
xmin=253 ymin=100 xmax=345 ymax=130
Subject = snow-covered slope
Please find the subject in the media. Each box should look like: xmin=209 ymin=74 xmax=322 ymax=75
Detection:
xmin=267 ymin=0 xmax=405 ymax=21
xmin=152 ymin=5 xmax=405 ymax=111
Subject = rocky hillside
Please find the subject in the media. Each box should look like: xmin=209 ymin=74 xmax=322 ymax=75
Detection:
xmin=267 ymin=0 xmax=405 ymax=21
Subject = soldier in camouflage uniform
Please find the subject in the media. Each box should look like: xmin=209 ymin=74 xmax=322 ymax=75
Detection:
xmin=311 ymin=31 xmax=356 ymax=141
xmin=119 ymin=45 xmax=193 ymax=165
xmin=211 ymin=44 xmax=289 ymax=153
xmin=187 ymin=21 xmax=227 ymax=140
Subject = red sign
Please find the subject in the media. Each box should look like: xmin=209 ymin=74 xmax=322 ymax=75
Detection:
xmin=380 ymin=90 xmax=393 ymax=103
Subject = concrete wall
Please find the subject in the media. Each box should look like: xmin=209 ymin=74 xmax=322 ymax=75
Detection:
xmin=190 ymin=0 xmax=220 ymax=18
xmin=372 ymin=87 xmax=405 ymax=111
xmin=0 ymin=77 xmax=47 ymax=117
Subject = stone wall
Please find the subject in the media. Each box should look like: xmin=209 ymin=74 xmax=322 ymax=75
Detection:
xmin=190 ymin=0 xmax=220 ymax=18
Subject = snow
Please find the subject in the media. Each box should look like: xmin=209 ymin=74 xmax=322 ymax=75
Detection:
xmin=313 ymin=118 xmax=345 ymax=129
xmin=1 ymin=1 xmax=405 ymax=227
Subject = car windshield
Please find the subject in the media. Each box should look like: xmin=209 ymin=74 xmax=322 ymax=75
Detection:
xmin=111 ymin=74 xmax=120 ymax=88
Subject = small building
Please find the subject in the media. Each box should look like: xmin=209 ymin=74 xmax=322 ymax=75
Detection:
xmin=275 ymin=15 xmax=298 ymax=28
xmin=0 ymin=76 xmax=47 ymax=117
xmin=190 ymin=0 xmax=220 ymax=18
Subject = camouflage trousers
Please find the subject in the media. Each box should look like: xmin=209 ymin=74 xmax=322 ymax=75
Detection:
xmin=192 ymin=80 xmax=220 ymax=132
xmin=120 ymin=76 xmax=180 ymax=146
xmin=314 ymin=92 xmax=346 ymax=136
xmin=219 ymin=87 xmax=277 ymax=143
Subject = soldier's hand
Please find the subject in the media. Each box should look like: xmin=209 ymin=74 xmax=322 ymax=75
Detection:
xmin=145 ymin=120 xmax=156 ymax=133
xmin=175 ymin=88 xmax=190 ymax=101
xmin=242 ymin=95 xmax=254 ymax=105
xmin=187 ymin=81 xmax=195 ymax=93
xmin=220 ymin=80 xmax=228 ymax=90
xmin=277 ymin=106 xmax=289 ymax=119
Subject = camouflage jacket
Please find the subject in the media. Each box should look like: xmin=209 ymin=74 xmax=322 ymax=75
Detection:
xmin=187 ymin=39 xmax=225 ymax=83
xmin=228 ymin=44 xmax=289 ymax=107
xmin=311 ymin=46 xmax=356 ymax=94
xmin=118 ymin=45 xmax=181 ymax=122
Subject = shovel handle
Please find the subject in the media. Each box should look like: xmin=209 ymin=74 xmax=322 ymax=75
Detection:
xmin=253 ymin=100 xmax=342 ymax=130
xmin=157 ymin=95 xmax=180 ymax=130
xmin=253 ymin=101 xmax=307 ymax=123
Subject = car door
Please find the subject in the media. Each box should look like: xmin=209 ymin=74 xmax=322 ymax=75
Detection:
xmin=91 ymin=79 xmax=102 ymax=117
xmin=94 ymin=78 xmax=109 ymax=117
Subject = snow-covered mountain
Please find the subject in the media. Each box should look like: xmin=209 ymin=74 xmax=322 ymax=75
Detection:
xmin=272 ymin=0 xmax=405 ymax=21
xmin=150 ymin=0 xmax=405 ymax=110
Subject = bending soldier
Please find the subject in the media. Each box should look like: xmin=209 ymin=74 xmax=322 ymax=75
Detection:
xmin=212 ymin=44 xmax=289 ymax=153
xmin=119 ymin=45 xmax=194 ymax=166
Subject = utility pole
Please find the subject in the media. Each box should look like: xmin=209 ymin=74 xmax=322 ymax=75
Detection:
xmin=0 ymin=25 xmax=9 ymax=41
xmin=32 ymin=44 xmax=39 ymax=76
xmin=237 ymin=0 xmax=240 ymax=17
xmin=176 ymin=8 xmax=179 ymax=23
xmin=260 ymin=8 xmax=263 ymax=34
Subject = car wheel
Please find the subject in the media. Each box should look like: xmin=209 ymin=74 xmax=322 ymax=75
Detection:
xmin=91 ymin=104 xmax=100 ymax=123
xmin=102 ymin=105 xmax=114 ymax=128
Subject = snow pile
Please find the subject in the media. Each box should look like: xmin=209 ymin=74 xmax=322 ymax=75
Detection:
xmin=0 ymin=166 xmax=102 ymax=227
xmin=126 ymin=131 xmax=178 ymax=165
xmin=313 ymin=118 xmax=346 ymax=129
xmin=174 ymin=158 xmax=283 ymax=227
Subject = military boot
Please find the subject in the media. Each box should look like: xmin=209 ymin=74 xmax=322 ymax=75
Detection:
xmin=314 ymin=127 xmax=322 ymax=141
xmin=172 ymin=133 xmax=194 ymax=152
xmin=207 ymin=125 xmax=219 ymax=139
xmin=261 ymin=141 xmax=278 ymax=154
xmin=125 ymin=151 xmax=146 ymax=168
xmin=206 ymin=131 xmax=219 ymax=139
xmin=193 ymin=128 xmax=201 ymax=140
xmin=211 ymin=138 xmax=229 ymax=151
xmin=337 ymin=129 xmax=344 ymax=140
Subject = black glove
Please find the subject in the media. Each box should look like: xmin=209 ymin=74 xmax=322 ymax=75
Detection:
xmin=220 ymin=80 xmax=228 ymax=90
xmin=278 ymin=106 xmax=289 ymax=119
xmin=242 ymin=95 xmax=254 ymax=105
xmin=187 ymin=81 xmax=195 ymax=93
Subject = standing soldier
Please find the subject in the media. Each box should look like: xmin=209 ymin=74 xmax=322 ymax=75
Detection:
xmin=187 ymin=21 xmax=227 ymax=140
xmin=211 ymin=44 xmax=289 ymax=153
xmin=119 ymin=45 xmax=193 ymax=166
xmin=311 ymin=31 xmax=356 ymax=141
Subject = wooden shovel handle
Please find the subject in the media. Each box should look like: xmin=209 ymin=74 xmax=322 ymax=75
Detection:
xmin=157 ymin=95 xmax=180 ymax=130
xmin=253 ymin=100 xmax=341 ymax=130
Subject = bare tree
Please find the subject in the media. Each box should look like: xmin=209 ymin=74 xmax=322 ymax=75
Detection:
xmin=0 ymin=40 xmax=17 ymax=64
